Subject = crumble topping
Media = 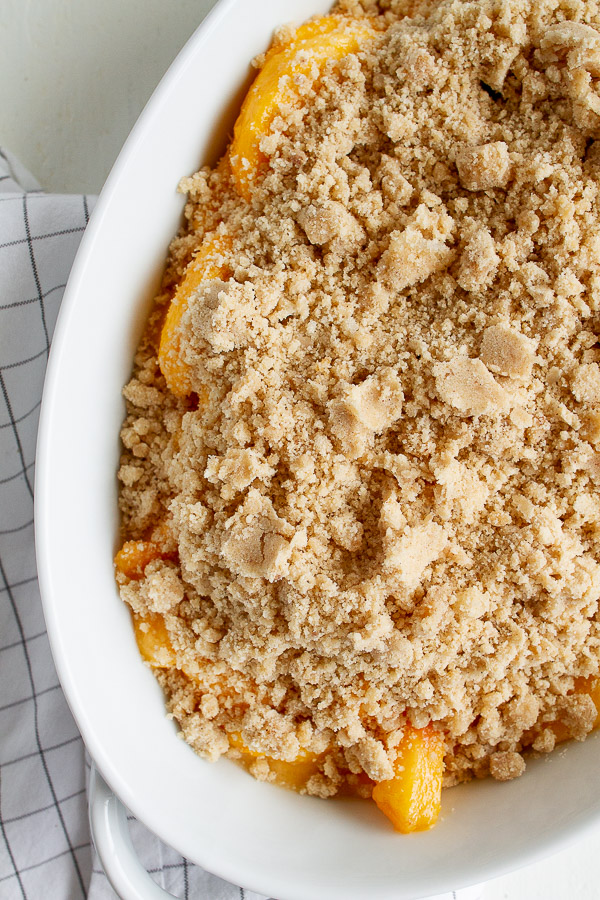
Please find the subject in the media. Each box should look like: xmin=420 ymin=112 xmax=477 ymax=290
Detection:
xmin=117 ymin=0 xmax=600 ymax=794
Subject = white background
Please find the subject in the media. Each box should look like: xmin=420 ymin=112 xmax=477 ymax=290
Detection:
xmin=1 ymin=0 xmax=599 ymax=896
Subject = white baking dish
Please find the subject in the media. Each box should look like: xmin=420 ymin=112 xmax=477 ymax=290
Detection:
xmin=35 ymin=1 xmax=600 ymax=898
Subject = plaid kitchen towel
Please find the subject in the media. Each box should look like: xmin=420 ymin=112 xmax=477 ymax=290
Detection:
xmin=0 ymin=146 xmax=483 ymax=900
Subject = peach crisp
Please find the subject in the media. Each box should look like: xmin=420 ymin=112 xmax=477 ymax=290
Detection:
xmin=117 ymin=0 xmax=600 ymax=832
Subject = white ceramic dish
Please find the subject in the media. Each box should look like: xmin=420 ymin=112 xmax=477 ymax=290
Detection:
xmin=35 ymin=1 xmax=600 ymax=898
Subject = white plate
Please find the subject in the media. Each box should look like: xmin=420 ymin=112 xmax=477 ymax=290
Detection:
xmin=35 ymin=1 xmax=600 ymax=898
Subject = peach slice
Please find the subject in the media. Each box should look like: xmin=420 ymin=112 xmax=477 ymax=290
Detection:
xmin=230 ymin=15 xmax=376 ymax=199
xmin=132 ymin=612 xmax=176 ymax=668
xmin=228 ymin=732 xmax=322 ymax=791
xmin=590 ymin=680 xmax=600 ymax=728
xmin=158 ymin=233 xmax=232 ymax=397
xmin=115 ymin=539 xmax=164 ymax=580
xmin=546 ymin=677 xmax=600 ymax=744
xmin=572 ymin=676 xmax=600 ymax=730
xmin=372 ymin=724 xmax=445 ymax=833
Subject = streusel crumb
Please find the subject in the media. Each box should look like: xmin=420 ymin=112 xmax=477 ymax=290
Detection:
xmin=118 ymin=0 xmax=600 ymax=795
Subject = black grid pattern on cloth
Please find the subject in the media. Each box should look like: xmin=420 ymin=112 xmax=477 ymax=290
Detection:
xmin=0 ymin=152 xmax=93 ymax=900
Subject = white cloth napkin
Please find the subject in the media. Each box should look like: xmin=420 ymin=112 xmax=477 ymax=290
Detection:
xmin=0 ymin=147 xmax=483 ymax=900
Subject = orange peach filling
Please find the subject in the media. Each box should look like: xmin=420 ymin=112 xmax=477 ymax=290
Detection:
xmin=115 ymin=540 xmax=164 ymax=580
xmin=132 ymin=612 xmax=176 ymax=668
xmin=158 ymin=234 xmax=232 ymax=397
xmin=372 ymin=724 xmax=445 ymax=833
xmin=229 ymin=15 xmax=377 ymax=199
xmin=228 ymin=732 xmax=323 ymax=791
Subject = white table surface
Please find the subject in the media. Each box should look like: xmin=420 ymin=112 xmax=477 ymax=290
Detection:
xmin=2 ymin=1 xmax=599 ymax=897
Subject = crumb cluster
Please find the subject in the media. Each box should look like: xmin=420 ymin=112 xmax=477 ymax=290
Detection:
xmin=118 ymin=0 xmax=600 ymax=796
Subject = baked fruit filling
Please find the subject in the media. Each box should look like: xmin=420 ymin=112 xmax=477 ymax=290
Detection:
xmin=229 ymin=15 xmax=377 ymax=199
xmin=117 ymin=0 xmax=600 ymax=832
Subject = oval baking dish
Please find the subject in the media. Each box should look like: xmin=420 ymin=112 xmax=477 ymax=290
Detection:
xmin=36 ymin=0 xmax=600 ymax=898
